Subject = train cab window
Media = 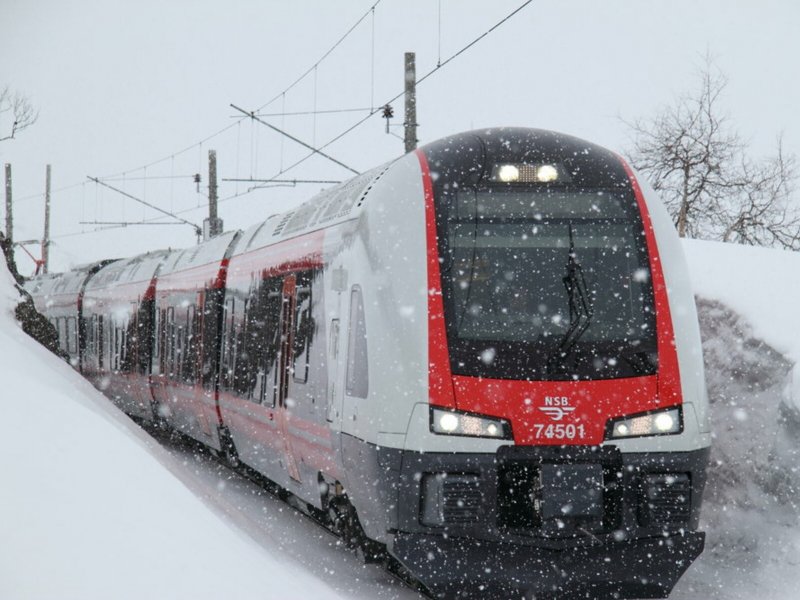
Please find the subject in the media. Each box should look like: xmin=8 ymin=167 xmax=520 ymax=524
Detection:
xmin=437 ymin=187 xmax=657 ymax=380
xmin=346 ymin=285 xmax=369 ymax=399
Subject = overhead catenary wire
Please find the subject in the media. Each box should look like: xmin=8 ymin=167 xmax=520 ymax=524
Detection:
xmin=43 ymin=2 xmax=388 ymax=242
xmin=52 ymin=1 xmax=532 ymax=241
xmin=255 ymin=0 xmax=384 ymax=112
xmin=87 ymin=176 xmax=201 ymax=236
xmin=231 ymin=104 xmax=361 ymax=175
xmin=233 ymin=0 xmax=534 ymax=196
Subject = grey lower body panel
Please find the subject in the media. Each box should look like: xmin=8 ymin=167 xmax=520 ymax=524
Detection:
xmin=391 ymin=529 xmax=704 ymax=598
xmin=341 ymin=436 xmax=709 ymax=597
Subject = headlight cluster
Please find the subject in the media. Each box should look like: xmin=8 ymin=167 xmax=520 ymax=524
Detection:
xmin=607 ymin=407 xmax=682 ymax=439
xmin=430 ymin=407 xmax=512 ymax=439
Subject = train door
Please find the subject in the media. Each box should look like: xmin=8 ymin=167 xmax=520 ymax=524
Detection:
xmin=275 ymin=274 xmax=302 ymax=482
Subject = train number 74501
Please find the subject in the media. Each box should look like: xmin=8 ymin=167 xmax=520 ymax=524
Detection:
xmin=533 ymin=423 xmax=586 ymax=440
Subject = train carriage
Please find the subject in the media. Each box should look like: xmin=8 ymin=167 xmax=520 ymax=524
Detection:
xmin=25 ymin=128 xmax=710 ymax=599
xmin=81 ymin=251 xmax=171 ymax=420
xmin=26 ymin=261 xmax=113 ymax=367
xmin=149 ymin=230 xmax=240 ymax=450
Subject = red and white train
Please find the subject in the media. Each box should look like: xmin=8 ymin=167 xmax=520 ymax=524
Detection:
xmin=27 ymin=128 xmax=710 ymax=599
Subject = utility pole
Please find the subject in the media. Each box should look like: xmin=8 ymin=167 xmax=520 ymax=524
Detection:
xmin=404 ymin=52 xmax=418 ymax=153
xmin=4 ymin=163 xmax=12 ymax=244
xmin=203 ymin=149 xmax=223 ymax=240
xmin=42 ymin=164 xmax=51 ymax=274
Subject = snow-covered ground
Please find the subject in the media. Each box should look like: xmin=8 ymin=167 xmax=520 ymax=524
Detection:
xmin=1 ymin=238 xmax=800 ymax=599
xmin=0 ymin=264 xmax=384 ymax=600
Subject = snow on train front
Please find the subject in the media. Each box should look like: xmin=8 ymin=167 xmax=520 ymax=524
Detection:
xmin=360 ymin=129 xmax=710 ymax=599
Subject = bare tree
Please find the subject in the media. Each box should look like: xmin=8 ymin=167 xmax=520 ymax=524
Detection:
xmin=722 ymin=137 xmax=800 ymax=249
xmin=0 ymin=85 xmax=39 ymax=142
xmin=624 ymin=58 xmax=800 ymax=249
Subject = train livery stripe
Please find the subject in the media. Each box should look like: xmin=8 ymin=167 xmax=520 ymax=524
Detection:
xmin=415 ymin=149 xmax=457 ymax=410
xmin=620 ymin=159 xmax=683 ymax=408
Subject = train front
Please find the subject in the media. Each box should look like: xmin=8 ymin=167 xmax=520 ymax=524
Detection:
xmin=391 ymin=129 xmax=710 ymax=598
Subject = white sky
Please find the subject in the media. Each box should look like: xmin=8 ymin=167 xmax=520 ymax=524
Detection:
xmin=1 ymin=0 xmax=798 ymax=272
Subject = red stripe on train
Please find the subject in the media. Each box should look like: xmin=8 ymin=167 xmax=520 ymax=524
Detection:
xmin=416 ymin=149 xmax=457 ymax=410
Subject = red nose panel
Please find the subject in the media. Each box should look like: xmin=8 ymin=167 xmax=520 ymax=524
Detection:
xmin=416 ymin=149 xmax=682 ymax=445
xmin=452 ymin=374 xmax=659 ymax=445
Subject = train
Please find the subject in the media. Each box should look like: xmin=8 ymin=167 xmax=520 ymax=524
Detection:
xmin=26 ymin=128 xmax=711 ymax=599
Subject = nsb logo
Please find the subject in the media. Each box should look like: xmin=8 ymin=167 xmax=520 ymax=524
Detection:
xmin=538 ymin=396 xmax=575 ymax=421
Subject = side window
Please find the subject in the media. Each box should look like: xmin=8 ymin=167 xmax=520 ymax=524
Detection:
xmin=157 ymin=308 xmax=167 ymax=375
xmin=247 ymin=277 xmax=283 ymax=403
xmin=166 ymin=307 xmax=176 ymax=378
xmin=346 ymin=285 xmax=368 ymax=399
xmin=87 ymin=315 xmax=95 ymax=357
xmin=233 ymin=298 xmax=250 ymax=397
xmin=151 ymin=307 xmax=161 ymax=375
xmin=66 ymin=317 xmax=77 ymax=355
xmin=184 ymin=305 xmax=198 ymax=384
xmin=220 ymin=298 xmax=235 ymax=392
xmin=58 ymin=318 xmax=68 ymax=353
xmin=292 ymin=272 xmax=314 ymax=384
xmin=97 ymin=315 xmax=104 ymax=369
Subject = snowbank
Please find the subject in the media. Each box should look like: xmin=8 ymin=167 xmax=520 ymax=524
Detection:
xmin=673 ymin=239 xmax=800 ymax=600
xmin=0 ymin=261 xmax=345 ymax=600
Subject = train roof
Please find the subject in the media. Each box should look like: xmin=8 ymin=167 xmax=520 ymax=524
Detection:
xmin=235 ymin=161 xmax=395 ymax=255
xmin=84 ymin=250 xmax=173 ymax=291
xmin=25 ymin=260 xmax=117 ymax=298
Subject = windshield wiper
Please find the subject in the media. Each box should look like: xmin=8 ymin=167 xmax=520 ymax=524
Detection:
xmin=547 ymin=224 xmax=594 ymax=373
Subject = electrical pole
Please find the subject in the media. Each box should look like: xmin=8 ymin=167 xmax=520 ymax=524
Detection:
xmin=203 ymin=149 xmax=222 ymax=240
xmin=4 ymin=163 xmax=12 ymax=245
xmin=42 ymin=164 xmax=51 ymax=274
xmin=404 ymin=52 xmax=418 ymax=153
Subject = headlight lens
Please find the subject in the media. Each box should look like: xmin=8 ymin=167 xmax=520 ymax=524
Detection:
xmin=607 ymin=407 xmax=682 ymax=439
xmin=430 ymin=407 xmax=512 ymax=439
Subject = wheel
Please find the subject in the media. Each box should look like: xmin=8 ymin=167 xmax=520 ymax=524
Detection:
xmin=326 ymin=494 xmax=386 ymax=563
xmin=218 ymin=426 xmax=240 ymax=469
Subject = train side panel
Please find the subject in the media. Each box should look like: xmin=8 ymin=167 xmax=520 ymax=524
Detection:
xmin=81 ymin=252 xmax=169 ymax=420
xmin=151 ymin=231 xmax=240 ymax=451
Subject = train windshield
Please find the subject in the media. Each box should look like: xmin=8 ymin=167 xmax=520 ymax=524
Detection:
xmin=438 ymin=188 xmax=658 ymax=380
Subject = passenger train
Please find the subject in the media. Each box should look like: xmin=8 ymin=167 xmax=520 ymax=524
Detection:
xmin=26 ymin=128 xmax=711 ymax=599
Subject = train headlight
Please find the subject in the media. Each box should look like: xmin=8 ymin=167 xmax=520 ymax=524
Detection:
xmin=606 ymin=407 xmax=682 ymax=439
xmin=496 ymin=164 xmax=520 ymax=183
xmin=430 ymin=407 xmax=512 ymax=439
xmin=491 ymin=163 xmax=569 ymax=183
xmin=535 ymin=164 xmax=559 ymax=182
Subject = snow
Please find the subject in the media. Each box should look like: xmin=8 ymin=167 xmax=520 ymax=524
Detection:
xmin=0 ymin=264 xmax=348 ymax=599
xmin=2 ymin=238 xmax=800 ymax=599
xmin=672 ymin=238 xmax=800 ymax=600
xmin=683 ymin=238 xmax=800 ymax=364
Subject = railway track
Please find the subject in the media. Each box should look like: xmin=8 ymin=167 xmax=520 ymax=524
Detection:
xmin=141 ymin=421 xmax=436 ymax=600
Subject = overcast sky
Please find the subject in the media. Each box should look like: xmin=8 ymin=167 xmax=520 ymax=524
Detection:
xmin=1 ymin=0 xmax=798 ymax=272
